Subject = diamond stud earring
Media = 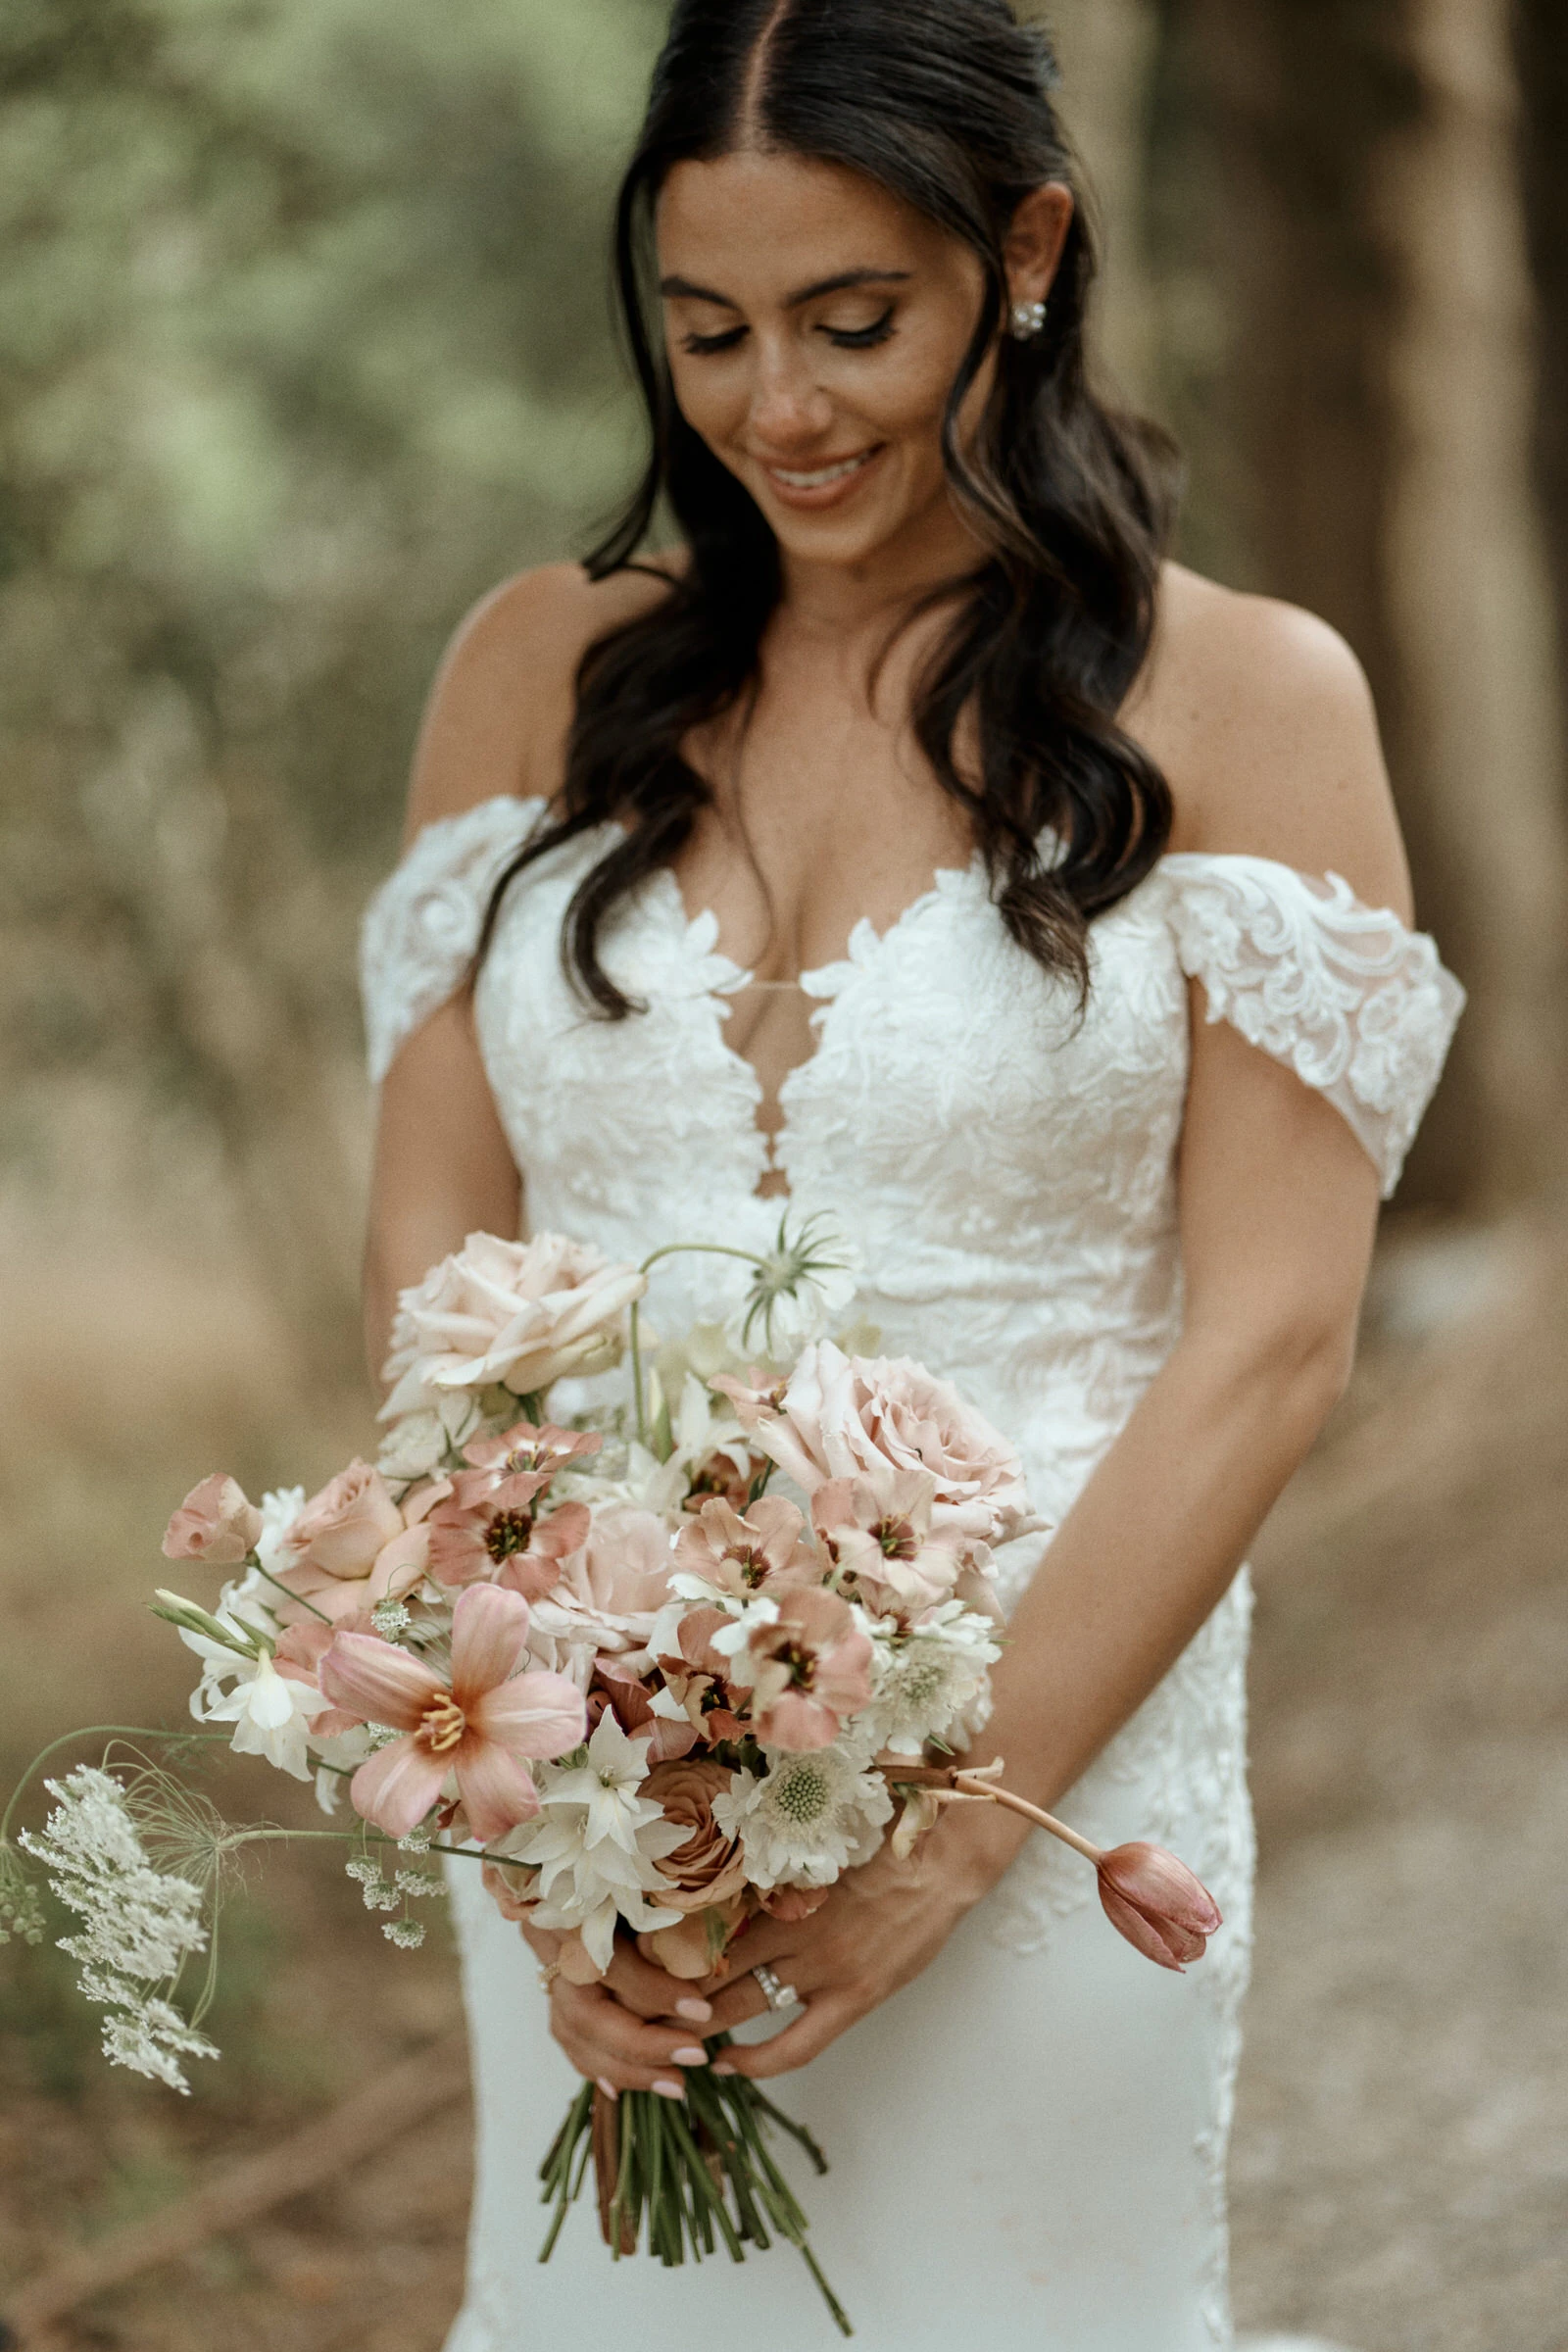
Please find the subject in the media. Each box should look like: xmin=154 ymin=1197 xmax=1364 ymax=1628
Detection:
xmin=1009 ymin=298 xmax=1048 ymax=341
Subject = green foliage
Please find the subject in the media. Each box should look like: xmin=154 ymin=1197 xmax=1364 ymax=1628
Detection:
xmin=0 ymin=0 xmax=666 ymax=1324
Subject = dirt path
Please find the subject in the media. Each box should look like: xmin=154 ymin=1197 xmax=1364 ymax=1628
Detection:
xmin=2 ymin=1222 xmax=1563 ymax=2349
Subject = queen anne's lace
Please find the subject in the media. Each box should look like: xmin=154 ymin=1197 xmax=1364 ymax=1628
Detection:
xmin=363 ymin=795 xmax=1461 ymax=2349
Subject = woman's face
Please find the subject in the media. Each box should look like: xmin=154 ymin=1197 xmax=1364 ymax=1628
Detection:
xmin=656 ymin=150 xmax=1059 ymax=581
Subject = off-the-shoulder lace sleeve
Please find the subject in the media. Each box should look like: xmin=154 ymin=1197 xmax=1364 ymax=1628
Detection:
xmin=360 ymin=795 xmax=544 ymax=1083
xmin=1161 ymin=853 xmax=1465 ymax=1198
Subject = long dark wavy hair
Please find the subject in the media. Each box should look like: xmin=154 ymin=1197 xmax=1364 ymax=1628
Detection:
xmin=477 ymin=0 xmax=1179 ymax=1012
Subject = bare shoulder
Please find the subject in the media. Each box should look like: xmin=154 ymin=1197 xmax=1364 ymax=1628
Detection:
xmin=402 ymin=556 xmax=682 ymax=845
xmin=1126 ymin=563 xmax=1413 ymax=918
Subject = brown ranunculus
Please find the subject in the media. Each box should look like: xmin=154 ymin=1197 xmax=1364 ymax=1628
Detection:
xmin=644 ymin=1759 xmax=750 ymax=1913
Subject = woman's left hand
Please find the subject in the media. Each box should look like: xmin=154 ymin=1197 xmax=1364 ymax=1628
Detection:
xmin=687 ymin=1806 xmax=1021 ymax=2078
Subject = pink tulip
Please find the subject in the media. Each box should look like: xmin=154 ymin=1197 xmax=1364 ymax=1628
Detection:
xmin=1097 ymin=1842 xmax=1223 ymax=1973
xmin=162 ymin=1474 xmax=264 ymax=1565
xmin=318 ymin=1584 xmax=586 ymax=1842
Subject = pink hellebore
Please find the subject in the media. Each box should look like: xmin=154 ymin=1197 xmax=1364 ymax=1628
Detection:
xmin=810 ymin=1465 xmax=969 ymax=1616
xmin=672 ymin=1495 xmax=817 ymax=1599
xmin=162 ymin=1475 xmax=264 ymax=1566
xmin=1097 ymin=1841 xmax=1223 ymax=1973
xmin=426 ymin=1472 xmax=588 ymax=1598
xmin=461 ymin=1419 xmax=603 ymax=1482
xmin=318 ymin=1584 xmax=586 ymax=1842
xmin=732 ymin=1587 xmax=873 ymax=1752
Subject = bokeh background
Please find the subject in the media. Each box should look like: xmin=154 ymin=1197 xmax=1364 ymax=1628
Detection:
xmin=2 ymin=3 xmax=1564 ymax=2347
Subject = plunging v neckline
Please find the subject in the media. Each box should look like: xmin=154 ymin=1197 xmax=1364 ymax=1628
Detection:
xmin=641 ymin=848 xmax=988 ymax=1199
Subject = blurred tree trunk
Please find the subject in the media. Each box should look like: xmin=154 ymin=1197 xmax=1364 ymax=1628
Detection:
xmin=1048 ymin=0 xmax=1162 ymax=409
xmin=1178 ymin=0 xmax=1568 ymax=1208
xmin=1516 ymin=0 xmax=1568 ymax=752
xmin=1371 ymin=0 xmax=1568 ymax=1203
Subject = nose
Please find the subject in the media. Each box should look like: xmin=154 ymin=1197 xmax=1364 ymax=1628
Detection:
xmin=745 ymin=338 xmax=836 ymax=452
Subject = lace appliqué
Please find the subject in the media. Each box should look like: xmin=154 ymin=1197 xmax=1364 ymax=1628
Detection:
xmin=360 ymin=794 xmax=544 ymax=1084
xmin=1162 ymin=855 xmax=1465 ymax=1198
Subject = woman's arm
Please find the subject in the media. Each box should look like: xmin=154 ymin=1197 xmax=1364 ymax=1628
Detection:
xmin=362 ymin=561 xmax=669 ymax=1382
xmin=696 ymin=589 xmax=1411 ymax=2079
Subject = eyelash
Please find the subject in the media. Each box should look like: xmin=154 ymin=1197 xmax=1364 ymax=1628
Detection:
xmin=680 ymin=308 xmax=898 ymax=358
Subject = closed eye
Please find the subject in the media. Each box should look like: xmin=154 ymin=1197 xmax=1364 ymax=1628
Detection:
xmin=681 ymin=324 xmax=748 ymax=356
xmin=822 ymin=308 xmax=896 ymax=350
xmin=679 ymin=307 xmax=899 ymax=358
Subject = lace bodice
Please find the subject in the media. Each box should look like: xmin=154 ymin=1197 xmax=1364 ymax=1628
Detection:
xmin=361 ymin=794 xmax=1461 ymax=1951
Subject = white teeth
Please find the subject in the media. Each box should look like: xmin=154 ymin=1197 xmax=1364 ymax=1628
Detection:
xmin=770 ymin=452 xmax=875 ymax=489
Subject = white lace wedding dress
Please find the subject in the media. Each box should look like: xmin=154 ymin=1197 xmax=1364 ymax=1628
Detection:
xmin=361 ymin=795 xmax=1463 ymax=2352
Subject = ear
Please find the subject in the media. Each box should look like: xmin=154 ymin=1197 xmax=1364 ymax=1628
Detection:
xmin=1003 ymin=182 xmax=1074 ymax=312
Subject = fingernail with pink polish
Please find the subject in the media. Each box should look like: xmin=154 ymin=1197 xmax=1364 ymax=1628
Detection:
xmin=596 ymin=2078 xmax=619 ymax=2101
xmin=670 ymin=2045 xmax=709 ymax=2066
xmin=676 ymin=1997 xmax=712 ymax=2023
xmin=652 ymin=2078 xmax=685 ymax=2099
xmin=711 ymin=2060 xmax=738 ymax=2077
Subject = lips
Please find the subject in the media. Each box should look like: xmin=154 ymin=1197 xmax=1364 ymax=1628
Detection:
xmin=753 ymin=444 xmax=887 ymax=511
xmin=765 ymin=450 xmax=879 ymax=490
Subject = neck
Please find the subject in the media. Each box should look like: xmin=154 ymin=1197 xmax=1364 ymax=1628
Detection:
xmin=774 ymin=492 xmax=988 ymax=643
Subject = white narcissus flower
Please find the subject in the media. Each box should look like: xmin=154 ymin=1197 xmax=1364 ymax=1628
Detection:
xmin=712 ymin=1743 xmax=893 ymax=1889
xmin=200 ymin=1650 xmax=330 ymax=1782
xmin=505 ymin=1759 xmax=686 ymax=1972
xmin=536 ymin=1711 xmax=661 ymax=1853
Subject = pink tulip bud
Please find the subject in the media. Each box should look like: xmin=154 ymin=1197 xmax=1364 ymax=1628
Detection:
xmin=1096 ymin=1841 xmax=1222 ymax=1973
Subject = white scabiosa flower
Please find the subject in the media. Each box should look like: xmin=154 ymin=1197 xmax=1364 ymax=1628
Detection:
xmin=865 ymin=1603 xmax=1003 ymax=1757
xmin=713 ymin=1743 xmax=893 ymax=1889
xmin=728 ymin=1214 xmax=860 ymax=1363
xmin=18 ymin=1767 xmax=218 ymax=2092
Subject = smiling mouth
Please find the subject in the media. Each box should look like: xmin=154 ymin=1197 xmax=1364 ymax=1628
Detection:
xmin=763 ymin=448 xmax=882 ymax=490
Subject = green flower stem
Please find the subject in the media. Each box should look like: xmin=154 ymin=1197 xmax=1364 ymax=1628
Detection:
xmin=628 ymin=1240 xmax=768 ymax=1446
xmin=531 ymin=2048 xmax=852 ymax=2332
xmin=248 ymin=1557 xmax=336 ymax=1628
xmin=0 ymin=1728 xmax=232 ymax=1848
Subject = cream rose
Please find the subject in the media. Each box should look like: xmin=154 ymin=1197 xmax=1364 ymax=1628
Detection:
xmin=725 ymin=1341 xmax=1040 ymax=1545
xmin=380 ymin=1231 xmax=646 ymax=1417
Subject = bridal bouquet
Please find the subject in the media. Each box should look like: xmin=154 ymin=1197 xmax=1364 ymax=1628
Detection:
xmin=0 ymin=1218 xmax=1222 ymax=2338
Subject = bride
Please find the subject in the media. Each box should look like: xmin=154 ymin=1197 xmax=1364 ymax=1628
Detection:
xmin=359 ymin=2 xmax=1462 ymax=2345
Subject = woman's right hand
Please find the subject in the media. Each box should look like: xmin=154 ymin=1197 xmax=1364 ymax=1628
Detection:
xmin=519 ymin=1921 xmax=718 ymax=2097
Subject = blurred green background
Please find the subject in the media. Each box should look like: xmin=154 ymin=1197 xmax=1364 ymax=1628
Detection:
xmin=1 ymin=3 xmax=1565 ymax=2348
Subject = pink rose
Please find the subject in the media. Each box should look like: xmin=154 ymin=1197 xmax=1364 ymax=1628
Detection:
xmin=162 ymin=1474 xmax=263 ymax=1566
xmin=270 ymin=1464 xmax=441 ymax=1626
xmin=284 ymin=1460 xmax=405 ymax=1579
xmin=380 ymin=1232 xmax=647 ymax=1415
xmin=527 ymin=1506 xmax=674 ymax=1656
xmin=719 ymin=1342 xmax=1039 ymax=1546
xmin=643 ymin=1759 xmax=752 ymax=1912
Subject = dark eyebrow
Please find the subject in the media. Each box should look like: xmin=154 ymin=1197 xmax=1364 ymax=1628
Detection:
xmin=658 ymin=267 xmax=912 ymax=311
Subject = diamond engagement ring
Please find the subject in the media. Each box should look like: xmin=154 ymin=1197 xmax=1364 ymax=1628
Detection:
xmin=751 ymin=1962 xmax=799 ymax=2013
